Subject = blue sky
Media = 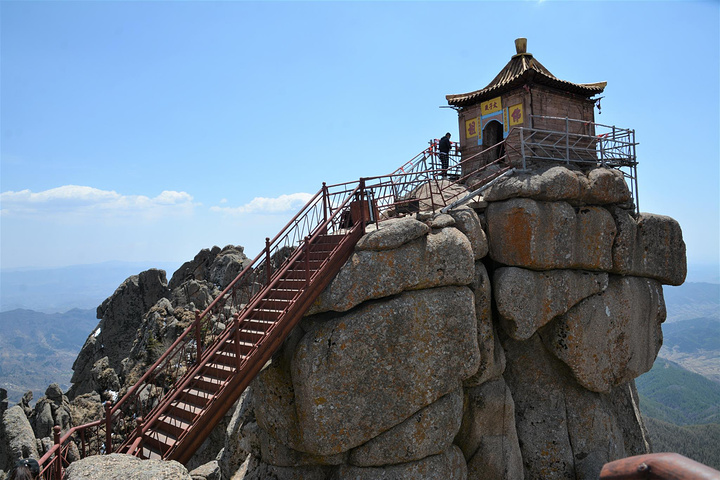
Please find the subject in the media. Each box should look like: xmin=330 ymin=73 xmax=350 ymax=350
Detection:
xmin=1 ymin=1 xmax=718 ymax=281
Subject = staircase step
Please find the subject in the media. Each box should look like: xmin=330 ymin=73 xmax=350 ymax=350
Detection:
xmin=312 ymin=234 xmax=345 ymax=248
xmin=239 ymin=318 xmax=276 ymax=334
xmin=224 ymin=339 xmax=257 ymax=356
xmin=157 ymin=413 xmax=192 ymax=439
xmin=193 ymin=374 xmax=228 ymax=393
xmin=204 ymin=361 xmax=235 ymax=379
xmin=234 ymin=328 xmax=265 ymax=344
xmin=141 ymin=444 xmax=163 ymax=460
xmin=266 ymin=288 xmax=301 ymax=301
xmin=181 ymin=387 xmax=216 ymax=407
xmin=291 ymin=255 xmax=330 ymax=269
xmin=255 ymin=297 xmax=291 ymax=311
xmin=248 ymin=308 xmax=283 ymax=321
xmin=143 ymin=429 xmax=176 ymax=455
xmin=275 ymin=278 xmax=308 ymax=290
xmin=212 ymin=350 xmax=245 ymax=368
xmin=168 ymin=400 xmax=203 ymax=423
xmin=282 ymin=268 xmax=319 ymax=280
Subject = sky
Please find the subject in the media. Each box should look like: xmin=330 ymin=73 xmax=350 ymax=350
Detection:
xmin=1 ymin=0 xmax=719 ymax=282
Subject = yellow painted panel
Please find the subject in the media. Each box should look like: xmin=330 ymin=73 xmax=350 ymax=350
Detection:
xmin=481 ymin=97 xmax=502 ymax=116
xmin=508 ymin=103 xmax=524 ymax=126
xmin=465 ymin=117 xmax=479 ymax=138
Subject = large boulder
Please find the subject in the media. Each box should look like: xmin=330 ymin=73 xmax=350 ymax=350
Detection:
xmin=483 ymin=166 xmax=630 ymax=206
xmin=348 ymin=388 xmax=463 ymax=467
xmin=355 ymin=216 xmax=430 ymax=251
xmin=220 ymin=390 xmax=259 ymax=480
xmin=580 ymin=168 xmax=632 ymax=205
xmin=63 ymin=453 xmax=192 ymax=480
xmin=292 ymin=287 xmax=480 ymax=455
xmin=494 ymin=267 xmax=609 ymax=340
xmin=0 ymin=406 xmax=39 ymax=474
xmin=501 ymin=333 xmax=646 ymax=479
xmin=307 ymin=226 xmax=474 ymax=315
xmin=611 ymin=210 xmax=687 ymax=285
xmin=447 ymin=207 xmax=488 ymax=260
xmin=541 ymin=275 xmax=666 ymax=393
xmin=486 ymin=198 xmax=616 ymax=271
xmin=31 ymin=383 xmax=72 ymax=439
xmin=455 ymin=377 xmax=524 ymax=480
xmin=483 ymin=165 xmax=582 ymax=202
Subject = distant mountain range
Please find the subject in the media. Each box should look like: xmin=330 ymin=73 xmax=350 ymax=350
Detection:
xmin=662 ymin=282 xmax=719 ymax=323
xmin=0 ymin=308 xmax=98 ymax=403
xmin=0 ymin=261 xmax=180 ymax=313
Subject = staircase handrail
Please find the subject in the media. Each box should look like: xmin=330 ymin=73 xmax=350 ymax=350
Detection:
xmin=38 ymin=139 xmax=519 ymax=477
xmin=122 ymin=182 xmax=365 ymax=458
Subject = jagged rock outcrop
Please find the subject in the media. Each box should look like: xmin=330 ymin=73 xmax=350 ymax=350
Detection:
xmin=64 ymin=453 xmax=192 ymax=480
xmin=68 ymin=269 xmax=170 ymax=400
xmin=225 ymin=166 xmax=685 ymax=480
xmin=30 ymin=383 xmax=72 ymax=439
xmin=0 ymin=244 xmax=253 ymax=479
xmin=169 ymin=245 xmax=251 ymax=292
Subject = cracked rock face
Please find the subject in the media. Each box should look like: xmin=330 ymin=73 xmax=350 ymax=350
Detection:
xmin=230 ymin=164 xmax=686 ymax=480
xmin=541 ymin=275 xmax=666 ymax=393
xmin=293 ymin=286 xmax=480 ymax=456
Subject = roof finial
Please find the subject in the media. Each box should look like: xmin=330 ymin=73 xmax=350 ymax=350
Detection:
xmin=515 ymin=38 xmax=527 ymax=55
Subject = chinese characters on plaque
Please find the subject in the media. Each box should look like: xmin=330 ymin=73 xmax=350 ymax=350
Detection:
xmin=463 ymin=98 xmax=525 ymax=146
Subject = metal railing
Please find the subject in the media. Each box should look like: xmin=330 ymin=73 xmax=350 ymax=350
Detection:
xmin=37 ymin=140 xmax=511 ymax=478
xmin=38 ymin=127 xmax=643 ymax=476
xmin=518 ymin=115 xmax=639 ymax=212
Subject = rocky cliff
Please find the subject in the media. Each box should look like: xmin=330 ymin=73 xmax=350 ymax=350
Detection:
xmin=0 ymin=165 xmax=687 ymax=480
xmin=218 ymin=165 xmax=685 ymax=480
xmin=0 ymin=245 xmax=251 ymax=478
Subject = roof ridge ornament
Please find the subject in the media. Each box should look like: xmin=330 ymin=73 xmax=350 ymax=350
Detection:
xmin=512 ymin=37 xmax=532 ymax=59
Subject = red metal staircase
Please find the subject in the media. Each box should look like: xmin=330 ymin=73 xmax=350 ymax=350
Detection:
xmin=128 ymin=231 xmax=363 ymax=463
xmin=39 ymin=138 xmax=521 ymax=479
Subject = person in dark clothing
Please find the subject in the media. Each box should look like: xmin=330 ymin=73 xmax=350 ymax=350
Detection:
xmin=438 ymin=132 xmax=451 ymax=177
xmin=9 ymin=458 xmax=40 ymax=480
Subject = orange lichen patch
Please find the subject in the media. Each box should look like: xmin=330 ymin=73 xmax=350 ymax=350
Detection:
xmin=503 ymin=207 xmax=535 ymax=265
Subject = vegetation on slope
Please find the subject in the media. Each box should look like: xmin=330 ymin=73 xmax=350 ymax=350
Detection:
xmin=643 ymin=416 xmax=720 ymax=471
xmin=637 ymin=357 xmax=720 ymax=425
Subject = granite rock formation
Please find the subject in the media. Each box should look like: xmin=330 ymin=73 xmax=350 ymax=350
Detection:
xmin=224 ymin=166 xmax=685 ymax=480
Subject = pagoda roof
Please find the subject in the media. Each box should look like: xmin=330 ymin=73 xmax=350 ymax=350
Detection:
xmin=446 ymin=39 xmax=606 ymax=107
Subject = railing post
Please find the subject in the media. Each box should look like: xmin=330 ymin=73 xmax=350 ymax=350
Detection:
xmin=565 ymin=116 xmax=570 ymax=164
xmin=53 ymin=425 xmax=61 ymax=479
xmin=195 ymin=310 xmax=203 ymax=361
xmin=234 ymin=314 xmax=242 ymax=370
xmin=265 ymin=237 xmax=271 ymax=284
xmin=304 ymin=236 xmax=311 ymax=286
xmin=104 ymin=401 xmax=113 ymax=454
xmin=322 ymin=182 xmax=328 ymax=224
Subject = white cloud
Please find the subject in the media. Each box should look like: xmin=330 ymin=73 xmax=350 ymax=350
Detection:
xmin=211 ymin=192 xmax=313 ymax=215
xmin=0 ymin=185 xmax=196 ymax=220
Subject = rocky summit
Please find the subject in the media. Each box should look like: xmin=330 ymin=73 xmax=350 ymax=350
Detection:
xmin=0 ymin=165 xmax=686 ymax=480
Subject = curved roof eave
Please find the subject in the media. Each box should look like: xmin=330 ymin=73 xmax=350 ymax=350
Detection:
xmin=446 ymin=53 xmax=606 ymax=107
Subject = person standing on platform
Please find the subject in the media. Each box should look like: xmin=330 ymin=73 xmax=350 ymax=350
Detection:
xmin=438 ymin=132 xmax=451 ymax=178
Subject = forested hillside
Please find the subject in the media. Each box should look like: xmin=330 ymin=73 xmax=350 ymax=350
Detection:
xmin=643 ymin=417 xmax=720 ymax=470
xmin=637 ymin=357 xmax=720 ymax=425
